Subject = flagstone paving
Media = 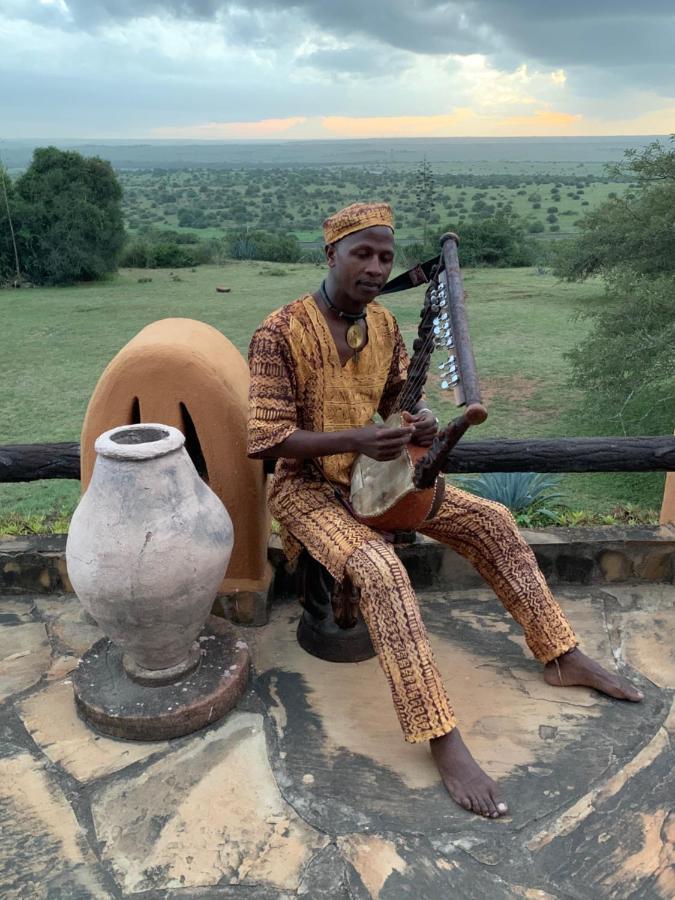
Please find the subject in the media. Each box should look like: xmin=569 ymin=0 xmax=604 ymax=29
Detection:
xmin=0 ymin=585 xmax=673 ymax=899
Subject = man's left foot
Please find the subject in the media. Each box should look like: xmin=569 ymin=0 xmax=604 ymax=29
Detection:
xmin=544 ymin=647 xmax=644 ymax=701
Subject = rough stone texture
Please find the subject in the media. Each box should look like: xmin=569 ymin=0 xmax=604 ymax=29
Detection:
xmin=90 ymin=711 xmax=328 ymax=894
xmin=2 ymin=524 xmax=674 ymax=602
xmin=18 ymin=679 xmax=168 ymax=782
xmin=297 ymin=843 xmax=351 ymax=899
xmin=598 ymin=549 xmax=634 ymax=582
xmin=0 ymin=536 xmax=73 ymax=594
xmin=635 ymin=549 xmax=673 ymax=582
xmin=254 ymin=590 xmax=667 ymax=836
xmin=0 ymin=746 xmax=111 ymax=899
xmin=219 ymin=585 xmax=273 ymax=626
xmin=0 ymin=586 xmax=672 ymax=899
xmin=602 ymin=584 xmax=675 ymax=690
xmin=0 ymin=621 xmax=51 ymax=702
xmin=34 ymin=595 xmax=104 ymax=656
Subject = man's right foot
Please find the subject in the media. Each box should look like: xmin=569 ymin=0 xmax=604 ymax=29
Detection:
xmin=430 ymin=728 xmax=508 ymax=818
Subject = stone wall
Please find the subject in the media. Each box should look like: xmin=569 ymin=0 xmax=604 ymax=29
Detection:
xmin=2 ymin=526 xmax=673 ymax=620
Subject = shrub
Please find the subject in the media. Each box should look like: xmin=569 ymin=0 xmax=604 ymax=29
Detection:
xmin=120 ymin=234 xmax=221 ymax=268
xmin=454 ymin=472 xmax=566 ymax=522
xmin=225 ymin=229 xmax=302 ymax=263
xmin=455 ymin=471 xmax=564 ymax=511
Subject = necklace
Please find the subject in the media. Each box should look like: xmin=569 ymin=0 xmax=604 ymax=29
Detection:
xmin=319 ymin=281 xmax=367 ymax=350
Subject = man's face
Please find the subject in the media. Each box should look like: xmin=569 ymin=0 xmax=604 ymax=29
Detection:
xmin=326 ymin=226 xmax=395 ymax=303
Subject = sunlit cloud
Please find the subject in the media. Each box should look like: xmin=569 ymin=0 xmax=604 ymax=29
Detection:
xmin=322 ymin=110 xmax=479 ymax=138
xmin=148 ymin=105 xmax=675 ymax=141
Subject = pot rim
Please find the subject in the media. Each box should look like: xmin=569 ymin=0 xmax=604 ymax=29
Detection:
xmin=95 ymin=423 xmax=185 ymax=461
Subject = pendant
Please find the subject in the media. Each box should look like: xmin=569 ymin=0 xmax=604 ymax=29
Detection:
xmin=346 ymin=321 xmax=365 ymax=350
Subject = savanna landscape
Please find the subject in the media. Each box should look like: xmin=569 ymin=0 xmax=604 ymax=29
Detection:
xmin=1 ymin=135 xmax=672 ymax=531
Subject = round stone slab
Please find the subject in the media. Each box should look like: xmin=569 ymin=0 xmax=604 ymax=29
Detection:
xmin=72 ymin=615 xmax=249 ymax=741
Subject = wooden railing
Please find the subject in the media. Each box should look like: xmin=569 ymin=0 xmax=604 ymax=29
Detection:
xmin=1 ymin=436 xmax=673 ymax=482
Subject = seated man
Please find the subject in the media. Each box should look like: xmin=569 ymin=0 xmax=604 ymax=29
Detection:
xmin=247 ymin=201 xmax=643 ymax=819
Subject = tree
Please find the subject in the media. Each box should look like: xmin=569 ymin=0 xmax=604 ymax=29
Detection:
xmin=399 ymin=210 xmax=533 ymax=269
xmin=414 ymin=157 xmax=436 ymax=243
xmin=4 ymin=147 xmax=125 ymax=285
xmin=0 ymin=165 xmax=22 ymax=283
xmin=449 ymin=211 xmax=533 ymax=267
xmin=553 ymin=136 xmax=675 ymax=434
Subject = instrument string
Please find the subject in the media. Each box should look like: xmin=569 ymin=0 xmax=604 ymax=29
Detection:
xmin=392 ymin=318 xmax=443 ymax=415
xmin=392 ymin=269 xmax=458 ymax=415
xmin=392 ymin=286 xmax=444 ymax=413
xmin=395 ymin=327 xmax=437 ymax=413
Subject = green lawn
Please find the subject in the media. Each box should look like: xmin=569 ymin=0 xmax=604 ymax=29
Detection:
xmin=0 ymin=262 xmax=664 ymax=525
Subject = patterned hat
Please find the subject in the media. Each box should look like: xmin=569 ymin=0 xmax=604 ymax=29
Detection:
xmin=323 ymin=202 xmax=394 ymax=245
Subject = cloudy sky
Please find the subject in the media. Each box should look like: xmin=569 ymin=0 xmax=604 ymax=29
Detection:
xmin=2 ymin=0 xmax=674 ymax=139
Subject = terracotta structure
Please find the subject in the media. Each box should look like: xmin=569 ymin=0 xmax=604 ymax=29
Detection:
xmin=80 ymin=318 xmax=272 ymax=606
xmin=67 ymin=423 xmax=234 ymax=680
xmin=659 ymin=429 xmax=675 ymax=525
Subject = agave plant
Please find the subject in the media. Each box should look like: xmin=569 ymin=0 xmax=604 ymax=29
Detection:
xmin=454 ymin=472 xmax=566 ymax=518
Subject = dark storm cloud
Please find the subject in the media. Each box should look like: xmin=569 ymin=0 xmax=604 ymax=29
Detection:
xmin=15 ymin=1 xmax=675 ymax=80
xmin=475 ymin=0 xmax=675 ymax=67
xmin=299 ymin=46 xmax=413 ymax=78
xmin=24 ymin=1 xmax=485 ymax=55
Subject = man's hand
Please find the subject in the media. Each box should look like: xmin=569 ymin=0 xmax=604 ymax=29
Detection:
xmin=402 ymin=410 xmax=438 ymax=447
xmin=352 ymin=422 xmax=415 ymax=461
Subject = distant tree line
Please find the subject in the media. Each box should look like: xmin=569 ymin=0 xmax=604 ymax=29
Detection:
xmin=1 ymin=145 xmax=655 ymax=288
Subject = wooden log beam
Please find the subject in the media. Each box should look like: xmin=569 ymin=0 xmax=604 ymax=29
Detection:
xmin=0 ymin=442 xmax=80 ymax=482
xmin=441 ymin=436 xmax=675 ymax=474
xmin=0 ymin=436 xmax=673 ymax=483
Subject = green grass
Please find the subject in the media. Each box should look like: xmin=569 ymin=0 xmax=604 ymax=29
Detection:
xmin=0 ymin=262 xmax=664 ymax=526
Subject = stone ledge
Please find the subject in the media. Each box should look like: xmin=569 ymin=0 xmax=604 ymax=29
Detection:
xmin=2 ymin=526 xmax=673 ymax=604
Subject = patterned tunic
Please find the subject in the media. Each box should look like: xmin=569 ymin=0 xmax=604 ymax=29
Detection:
xmin=247 ymin=293 xmax=408 ymax=577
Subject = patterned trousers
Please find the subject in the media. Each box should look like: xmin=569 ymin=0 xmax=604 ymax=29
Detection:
xmin=343 ymin=485 xmax=578 ymax=743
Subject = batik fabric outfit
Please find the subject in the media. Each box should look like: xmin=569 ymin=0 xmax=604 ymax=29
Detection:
xmin=248 ymin=294 xmax=577 ymax=743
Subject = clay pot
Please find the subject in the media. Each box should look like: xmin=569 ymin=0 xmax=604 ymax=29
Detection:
xmin=66 ymin=424 xmax=234 ymax=684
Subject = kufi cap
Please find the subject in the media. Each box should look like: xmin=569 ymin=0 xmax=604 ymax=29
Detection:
xmin=323 ymin=202 xmax=394 ymax=245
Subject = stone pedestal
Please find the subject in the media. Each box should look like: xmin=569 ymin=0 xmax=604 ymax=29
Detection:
xmin=72 ymin=616 xmax=249 ymax=741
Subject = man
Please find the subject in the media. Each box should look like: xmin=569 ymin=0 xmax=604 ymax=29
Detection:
xmin=247 ymin=202 xmax=643 ymax=819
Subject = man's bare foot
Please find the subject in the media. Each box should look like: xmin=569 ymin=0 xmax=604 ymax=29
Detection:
xmin=430 ymin=728 xmax=508 ymax=818
xmin=544 ymin=647 xmax=644 ymax=701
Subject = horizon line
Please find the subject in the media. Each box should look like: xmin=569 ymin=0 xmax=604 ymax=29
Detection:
xmin=2 ymin=132 xmax=670 ymax=145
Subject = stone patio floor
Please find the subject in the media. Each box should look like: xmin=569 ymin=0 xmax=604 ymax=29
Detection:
xmin=0 ymin=584 xmax=673 ymax=899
